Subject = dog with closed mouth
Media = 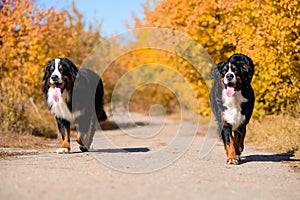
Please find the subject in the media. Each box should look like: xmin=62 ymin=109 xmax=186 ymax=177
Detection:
xmin=43 ymin=58 xmax=107 ymax=153
xmin=210 ymin=53 xmax=255 ymax=164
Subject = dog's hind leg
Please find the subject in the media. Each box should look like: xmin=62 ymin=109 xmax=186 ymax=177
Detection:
xmin=234 ymin=125 xmax=246 ymax=161
xmin=234 ymin=131 xmax=242 ymax=161
xmin=238 ymin=125 xmax=246 ymax=154
xmin=76 ymin=132 xmax=85 ymax=150
xmin=82 ymin=116 xmax=96 ymax=151
xmin=76 ymin=115 xmax=96 ymax=152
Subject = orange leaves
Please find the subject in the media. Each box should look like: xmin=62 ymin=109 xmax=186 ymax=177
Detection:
xmin=128 ymin=0 xmax=300 ymax=116
xmin=0 ymin=0 xmax=103 ymax=134
xmin=0 ymin=0 xmax=299 ymax=136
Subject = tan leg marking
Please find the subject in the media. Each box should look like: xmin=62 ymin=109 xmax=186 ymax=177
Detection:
xmin=225 ymin=134 xmax=238 ymax=165
xmin=76 ymin=132 xmax=85 ymax=146
xmin=60 ymin=126 xmax=70 ymax=150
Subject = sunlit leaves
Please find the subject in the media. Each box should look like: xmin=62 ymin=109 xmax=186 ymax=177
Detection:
xmin=0 ymin=0 xmax=103 ymax=133
xmin=129 ymin=0 xmax=300 ymax=116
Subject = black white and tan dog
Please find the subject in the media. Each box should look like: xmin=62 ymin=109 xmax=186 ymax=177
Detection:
xmin=210 ymin=53 xmax=255 ymax=164
xmin=43 ymin=58 xmax=107 ymax=153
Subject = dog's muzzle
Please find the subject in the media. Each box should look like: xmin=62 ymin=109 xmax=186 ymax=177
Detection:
xmin=224 ymin=72 xmax=236 ymax=85
xmin=50 ymin=74 xmax=63 ymax=84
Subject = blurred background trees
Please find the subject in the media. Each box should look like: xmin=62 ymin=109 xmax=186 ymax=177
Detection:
xmin=129 ymin=0 xmax=300 ymax=117
xmin=0 ymin=0 xmax=104 ymax=135
xmin=0 ymin=0 xmax=299 ymax=137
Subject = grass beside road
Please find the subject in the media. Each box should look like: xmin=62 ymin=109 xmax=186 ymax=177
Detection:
xmin=247 ymin=115 xmax=300 ymax=158
xmin=0 ymin=132 xmax=53 ymax=149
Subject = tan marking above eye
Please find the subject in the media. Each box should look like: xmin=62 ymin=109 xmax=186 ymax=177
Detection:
xmin=224 ymin=67 xmax=228 ymax=71
xmin=50 ymin=66 xmax=54 ymax=71
xmin=232 ymin=65 xmax=236 ymax=70
xmin=58 ymin=65 xmax=62 ymax=70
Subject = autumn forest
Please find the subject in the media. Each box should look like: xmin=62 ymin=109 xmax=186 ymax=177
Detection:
xmin=0 ymin=0 xmax=299 ymax=152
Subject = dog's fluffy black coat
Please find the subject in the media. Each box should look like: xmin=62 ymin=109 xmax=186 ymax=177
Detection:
xmin=43 ymin=58 xmax=107 ymax=153
xmin=210 ymin=54 xmax=255 ymax=164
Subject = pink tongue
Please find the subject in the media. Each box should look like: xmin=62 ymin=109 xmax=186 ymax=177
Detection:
xmin=226 ymin=87 xmax=235 ymax=97
xmin=53 ymin=87 xmax=62 ymax=102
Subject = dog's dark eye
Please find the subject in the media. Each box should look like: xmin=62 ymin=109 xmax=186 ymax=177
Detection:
xmin=221 ymin=67 xmax=228 ymax=75
xmin=242 ymin=64 xmax=249 ymax=71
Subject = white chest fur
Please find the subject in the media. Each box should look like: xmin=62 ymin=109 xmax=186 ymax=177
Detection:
xmin=222 ymin=90 xmax=248 ymax=130
xmin=47 ymin=88 xmax=73 ymax=122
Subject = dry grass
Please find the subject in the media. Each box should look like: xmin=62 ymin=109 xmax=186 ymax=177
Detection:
xmin=247 ymin=115 xmax=300 ymax=157
xmin=0 ymin=131 xmax=54 ymax=149
xmin=24 ymin=99 xmax=57 ymax=138
xmin=0 ymin=151 xmax=28 ymax=159
xmin=0 ymin=95 xmax=57 ymax=149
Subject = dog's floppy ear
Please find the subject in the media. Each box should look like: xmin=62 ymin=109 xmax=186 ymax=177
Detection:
xmin=42 ymin=69 xmax=47 ymax=81
xmin=210 ymin=62 xmax=223 ymax=79
xmin=65 ymin=58 xmax=78 ymax=74
xmin=228 ymin=53 xmax=255 ymax=83
xmin=42 ymin=60 xmax=52 ymax=81
xmin=62 ymin=58 xmax=78 ymax=81
xmin=242 ymin=56 xmax=254 ymax=83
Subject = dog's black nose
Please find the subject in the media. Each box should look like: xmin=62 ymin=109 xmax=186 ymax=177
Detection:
xmin=51 ymin=75 xmax=59 ymax=81
xmin=226 ymin=73 xmax=234 ymax=81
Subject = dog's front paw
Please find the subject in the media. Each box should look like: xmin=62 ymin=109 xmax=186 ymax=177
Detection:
xmin=79 ymin=145 xmax=89 ymax=152
xmin=227 ymin=158 xmax=239 ymax=165
xmin=56 ymin=148 xmax=70 ymax=154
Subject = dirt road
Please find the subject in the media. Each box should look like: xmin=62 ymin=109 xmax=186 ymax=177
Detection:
xmin=0 ymin=114 xmax=299 ymax=200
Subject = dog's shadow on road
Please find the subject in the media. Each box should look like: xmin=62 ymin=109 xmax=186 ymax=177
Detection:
xmin=99 ymin=120 xmax=149 ymax=131
xmin=90 ymin=147 xmax=150 ymax=154
xmin=241 ymin=152 xmax=300 ymax=164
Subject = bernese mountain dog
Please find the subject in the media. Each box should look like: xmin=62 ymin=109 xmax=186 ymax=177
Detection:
xmin=43 ymin=58 xmax=107 ymax=153
xmin=210 ymin=53 xmax=255 ymax=164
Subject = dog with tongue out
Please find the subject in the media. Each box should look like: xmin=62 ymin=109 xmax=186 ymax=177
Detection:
xmin=42 ymin=58 xmax=107 ymax=154
xmin=210 ymin=54 xmax=255 ymax=165
xmin=53 ymin=85 xmax=62 ymax=102
xmin=226 ymin=86 xmax=235 ymax=97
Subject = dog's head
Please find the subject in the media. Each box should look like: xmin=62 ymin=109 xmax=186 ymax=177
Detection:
xmin=210 ymin=61 xmax=243 ymax=97
xmin=43 ymin=58 xmax=78 ymax=85
xmin=210 ymin=54 xmax=254 ymax=97
xmin=43 ymin=58 xmax=78 ymax=101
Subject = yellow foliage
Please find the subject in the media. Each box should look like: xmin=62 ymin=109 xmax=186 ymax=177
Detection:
xmin=1 ymin=0 xmax=299 ymax=137
xmin=128 ymin=0 xmax=300 ymax=117
xmin=0 ymin=0 xmax=102 ymax=134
